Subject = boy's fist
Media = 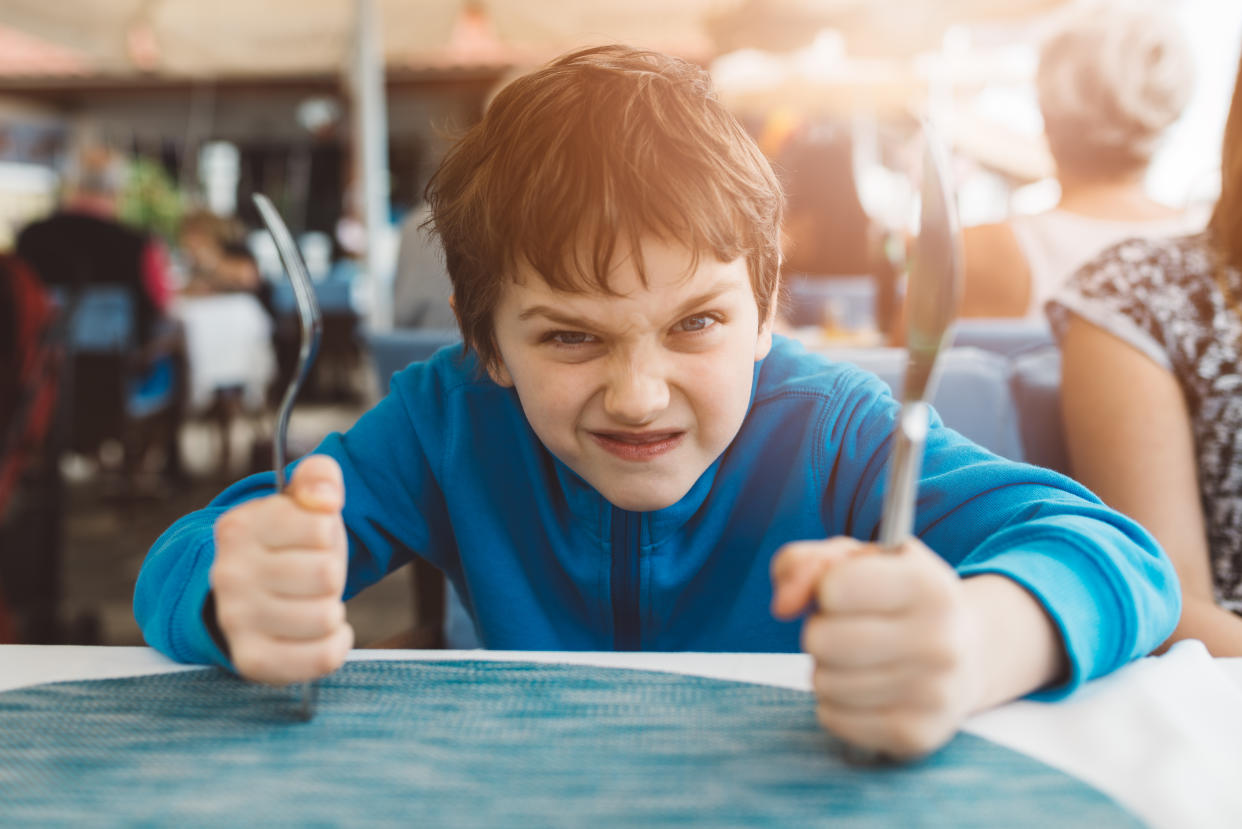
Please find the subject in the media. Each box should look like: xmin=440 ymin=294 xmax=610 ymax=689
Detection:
xmin=771 ymin=536 xmax=983 ymax=760
xmin=209 ymin=454 xmax=354 ymax=685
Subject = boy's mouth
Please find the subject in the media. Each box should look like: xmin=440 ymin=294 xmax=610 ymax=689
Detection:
xmin=590 ymin=430 xmax=685 ymax=461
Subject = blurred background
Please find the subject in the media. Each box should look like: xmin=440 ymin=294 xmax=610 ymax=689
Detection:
xmin=1 ymin=0 xmax=1240 ymax=648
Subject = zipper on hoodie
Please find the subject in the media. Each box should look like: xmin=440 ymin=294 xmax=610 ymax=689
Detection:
xmin=610 ymin=507 xmax=642 ymax=650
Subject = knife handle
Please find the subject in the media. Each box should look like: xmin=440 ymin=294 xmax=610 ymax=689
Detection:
xmin=878 ymin=401 xmax=930 ymax=551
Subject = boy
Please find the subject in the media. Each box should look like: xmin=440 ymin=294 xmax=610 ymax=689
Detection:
xmin=136 ymin=45 xmax=1179 ymax=759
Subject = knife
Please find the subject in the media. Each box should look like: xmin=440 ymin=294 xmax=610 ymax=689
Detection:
xmin=877 ymin=122 xmax=963 ymax=550
xmin=838 ymin=122 xmax=963 ymax=766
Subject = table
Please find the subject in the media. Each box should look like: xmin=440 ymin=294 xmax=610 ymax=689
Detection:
xmin=172 ymin=293 xmax=275 ymax=414
xmin=2 ymin=645 xmax=1240 ymax=827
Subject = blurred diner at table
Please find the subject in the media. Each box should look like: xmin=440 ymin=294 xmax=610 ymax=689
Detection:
xmin=14 ymin=146 xmax=188 ymax=490
xmin=177 ymin=209 xmax=273 ymax=313
xmin=960 ymin=1 xmax=1204 ymax=319
xmin=771 ymin=120 xmax=897 ymax=342
xmin=171 ymin=209 xmax=277 ymax=477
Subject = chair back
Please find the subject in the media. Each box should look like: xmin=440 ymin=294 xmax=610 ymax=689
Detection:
xmin=51 ymin=286 xmax=176 ymax=453
xmin=59 ymin=286 xmax=135 ymax=353
xmin=315 ymin=276 xmax=357 ymax=314
xmin=785 ymin=274 xmax=877 ymax=331
xmin=819 ymin=346 xmax=1025 ymax=462
xmin=366 ymin=328 xmax=463 ymax=389
xmin=951 ymin=318 xmax=1054 ymax=358
xmin=364 ymin=325 xmax=476 ymax=647
xmin=1010 ymin=346 xmax=1071 ymax=475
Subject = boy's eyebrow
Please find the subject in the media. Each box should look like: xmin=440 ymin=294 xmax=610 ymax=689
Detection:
xmin=517 ymin=281 xmax=744 ymax=328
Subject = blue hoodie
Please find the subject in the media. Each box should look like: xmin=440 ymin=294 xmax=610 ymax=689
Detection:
xmin=135 ymin=336 xmax=1179 ymax=697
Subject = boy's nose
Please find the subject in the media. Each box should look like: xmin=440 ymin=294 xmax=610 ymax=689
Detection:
xmin=603 ymin=359 xmax=670 ymax=425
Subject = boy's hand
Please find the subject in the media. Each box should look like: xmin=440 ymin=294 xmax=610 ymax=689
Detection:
xmin=771 ymin=537 xmax=984 ymax=760
xmin=209 ymin=455 xmax=354 ymax=686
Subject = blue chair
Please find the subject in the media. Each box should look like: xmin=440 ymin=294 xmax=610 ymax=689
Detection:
xmin=272 ymin=270 xmax=367 ymax=402
xmin=64 ymin=286 xmax=132 ymax=351
xmin=820 ymin=346 xmax=1025 ymax=462
xmin=951 ymin=318 xmax=1054 ymax=358
xmin=365 ymin=326 xmax=475 ymax=650
xmin=1009 ymin=346 xmax=1071 ymax=475
xmin=366 ymin=328 xmax=463 ymax=392
xmin=270 ymin=271 xmax=358 ymax=316
xmin=53 ymin=286 xmax=181 ymax=460
xmin=785 ymin=274 xmax=877 ymax=331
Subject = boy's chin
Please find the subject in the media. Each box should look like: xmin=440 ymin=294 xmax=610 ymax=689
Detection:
xmin=598 ymin=480 xmax=692 ymax=513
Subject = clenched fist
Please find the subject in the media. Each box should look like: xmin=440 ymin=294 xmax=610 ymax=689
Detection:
xmin=209 ymin=454 xmax=354 ymax=685
xmin=771 ymin=536 xmax=985 ymax=760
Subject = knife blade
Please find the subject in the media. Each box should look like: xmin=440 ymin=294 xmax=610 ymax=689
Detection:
xmin=877 ymin=122 xmax=963 ymax=550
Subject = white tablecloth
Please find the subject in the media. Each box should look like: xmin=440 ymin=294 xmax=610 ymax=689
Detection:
xmin=173 ymin=293 xmax=275 ymax=413
xmin=2 ymin=644 xmax=1240 ymax=828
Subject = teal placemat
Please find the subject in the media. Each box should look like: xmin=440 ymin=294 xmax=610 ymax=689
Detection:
xmin=0 ymin=660 xmax=1139 ymax=827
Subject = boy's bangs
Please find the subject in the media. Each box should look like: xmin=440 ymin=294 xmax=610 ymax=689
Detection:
xmin=499 ymin=80 xmax=766 ymax=296
xmin=511 ymin=172 xmax=752 ymax=296
xmin=514 ymin=186 xmax=745 ymax=297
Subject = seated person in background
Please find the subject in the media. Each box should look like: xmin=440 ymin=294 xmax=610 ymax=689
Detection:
xmin=774 ymin=123 xmax=897 ymax=332
xmin=17 ymin=146 xmax=177 ymax=353
xmin=137 ymin=45 xmax=1179 ymax=759
xmin=0 ymin=254 xmax=57 ymax=516
xmin=178 ymin=211 xmax=275 ymax=321
xmin=961 ymin=1 xmax=1200 ymax=319
xmin=176 ymin=209 xmax=227 ymax=294
xmin=1049 ymin=50 xmax=1242 ymax=657
xmin=215 ymin=241 xmax=262 ymax=292
xmin=178 ymin=212 xmax=265 ymax=295
xmin=16 ymin=147 xmax=185 ymax=481
xmin=0 ymin=253 xmax=60 ymax=643
xmin=216 ymin=241 xmax=273 ymax=317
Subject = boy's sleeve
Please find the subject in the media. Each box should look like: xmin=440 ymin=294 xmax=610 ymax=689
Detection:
xmin=819 ymin=372 xmax=1180 ymax=699
xmin=134 ymin=369 xmax=453 ymax=669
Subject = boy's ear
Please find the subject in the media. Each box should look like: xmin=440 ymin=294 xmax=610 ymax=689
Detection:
xmin=755 ymin=299 xmax=776 ymax=361
xmin=452 ymin=295 xmax=514 ymax=386
xmin=486 ymin=357 xmax=515 ymax=387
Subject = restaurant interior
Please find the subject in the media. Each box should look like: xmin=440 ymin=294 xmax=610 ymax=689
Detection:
xmin=2 ymin=1 xmax=1242 ymax=824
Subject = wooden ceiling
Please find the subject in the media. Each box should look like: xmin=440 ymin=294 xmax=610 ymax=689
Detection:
xmin=0 ymin=0 xmax=1070 ymax=80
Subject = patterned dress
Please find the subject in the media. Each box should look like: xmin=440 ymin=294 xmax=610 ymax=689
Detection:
xmin=1047 ymin=232 xmax=1242 ymax=614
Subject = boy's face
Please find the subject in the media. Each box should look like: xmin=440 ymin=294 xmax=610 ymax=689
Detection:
xmin=489 ymin=237 xmax=773 ymax=512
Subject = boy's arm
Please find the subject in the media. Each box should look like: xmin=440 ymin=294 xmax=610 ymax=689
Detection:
xmin=819 ymin=373 xmax=1181 ymax=696
xmin=958 ymin=574 xmax=1066 ymax=712
xmin=135 ymin=372 xmax=451 ymax=668
xmin=773 ymin=372 xmax=1177 ymax=758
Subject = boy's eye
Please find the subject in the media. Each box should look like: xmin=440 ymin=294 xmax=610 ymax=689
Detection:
xmin=674 ymin=313 xmax=719 ymax=333
xmin=545 ymin=330 xmax=598 ymax=346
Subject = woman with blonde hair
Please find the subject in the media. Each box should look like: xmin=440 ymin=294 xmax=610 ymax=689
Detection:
xmin=1048 ymin=46 xmax=1242 ymax=655
xmin=961 ymin=1 xmax=1200 ymax=318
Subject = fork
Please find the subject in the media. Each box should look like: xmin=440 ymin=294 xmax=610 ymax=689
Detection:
xmin=252 ymin=193 xmax=324 ymax=721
